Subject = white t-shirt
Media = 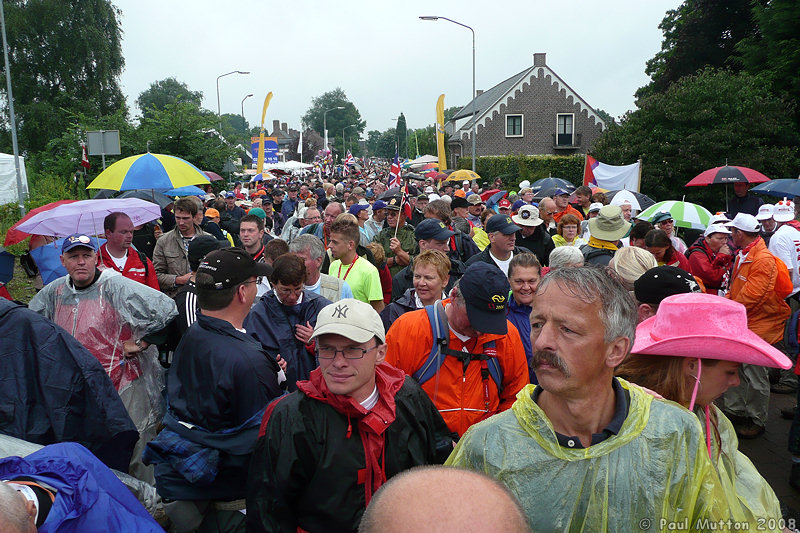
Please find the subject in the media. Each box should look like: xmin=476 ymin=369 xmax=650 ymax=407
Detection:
xmin=360 ymin=386 xmax=379 ymax=410
xmin=108 ymin=249 xmax=127 ymax=271
xmin=490 ymin=250 xmax=514 ymax=276
xmin=769 ymin=223 xmax=800 ymax=296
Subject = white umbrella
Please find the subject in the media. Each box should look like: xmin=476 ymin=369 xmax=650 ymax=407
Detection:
xmin=637 ymin=200 xmax=712 ymax=230
xmin=608 ymin=189 xmax=641 ymax=211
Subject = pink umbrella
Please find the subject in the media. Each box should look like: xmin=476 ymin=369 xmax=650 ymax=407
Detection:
xmin=16 ymin=199 xmax=161 ymax=237
xmin=4 ymin=200 xmax=79 ymax=246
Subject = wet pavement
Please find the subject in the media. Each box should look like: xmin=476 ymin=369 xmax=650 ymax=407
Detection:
xmin=738 ymin=391 xmax=800 ymax=522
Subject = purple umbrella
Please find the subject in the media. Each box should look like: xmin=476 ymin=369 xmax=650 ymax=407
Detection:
xmin=16 ymin=199 xmax=161 ymax=237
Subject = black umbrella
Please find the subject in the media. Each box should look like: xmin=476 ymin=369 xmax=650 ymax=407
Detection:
xmin=530 ymin=177 xmax=575 ymax=193
xmin=117 ymin=190 xmax=174 ymax=210
xmin=92 ymin=189 xmax=117 ymax=199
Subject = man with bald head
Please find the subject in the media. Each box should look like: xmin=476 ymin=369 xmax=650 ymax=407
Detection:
xmin=358 ymin=466 xmax=531 ymax=533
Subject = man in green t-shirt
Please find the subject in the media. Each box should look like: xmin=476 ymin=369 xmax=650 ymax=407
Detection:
xmin=375 ymin=196 xmax=416 ymax=277
xmin=328 ymin=215 xmax=385 ymax=312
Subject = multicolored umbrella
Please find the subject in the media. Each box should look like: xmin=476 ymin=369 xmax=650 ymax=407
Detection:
xmin=204 ymin=171 xmax=223 ymax=182
xmin=686 ymin=165 xmax=770 ymax=186
xmin=637 ymin=200 xmax=712 ymax=230
xmin=16 ymin=199 xmax=162 ymax=237
xmin=86 ymin=153 xmax=210 ymax=191
xmin=606 ymin=190 xmax=656 ymax=211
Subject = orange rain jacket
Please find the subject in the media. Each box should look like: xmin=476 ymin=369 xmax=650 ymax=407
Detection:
xmin=727 ymin=238 xmax=791 ymax=345
xmin=385 ymin=300 xmax=529 ymax=436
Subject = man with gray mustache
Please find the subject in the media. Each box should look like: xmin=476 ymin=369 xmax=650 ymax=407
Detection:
xmin=447 ymin=267 xmax=729 ymax=531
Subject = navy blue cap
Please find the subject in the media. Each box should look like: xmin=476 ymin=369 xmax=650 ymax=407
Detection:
xmin=62 ymin=233 xmax=97 ymax=254
xmin=372 ymin=200 xmax=387 ymax=210
xmin=225 ymin=192 xmax=235 ymax=199
xmin=415 ymin=219 xmax=455 ymax=241
xmin=485 ymin=214 xmax=521 ymax=235
xmin=552 ymin=188 xmax=571 ymax=197
xmin=458 ymin=263 xmax=511 ymax=335
xmin=348 ymin=203 xmax=370 ymax=216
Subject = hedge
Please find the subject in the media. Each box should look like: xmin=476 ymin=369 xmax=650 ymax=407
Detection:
xmin=456 ymin=155 xmax=585 ymax=190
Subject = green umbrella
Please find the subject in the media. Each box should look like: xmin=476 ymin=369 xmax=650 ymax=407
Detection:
xmin=637 ymin=200 xmax=712 ymax=230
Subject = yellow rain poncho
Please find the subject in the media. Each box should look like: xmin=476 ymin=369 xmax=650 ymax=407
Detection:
xmin=446 ymin=381 xmax=731 ymax=532
xmin=705 ymin=406 xmax=783 ymax=532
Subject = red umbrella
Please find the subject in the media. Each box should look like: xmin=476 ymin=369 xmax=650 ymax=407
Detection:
xmin=480 ymin=189 xmax=502 ymax=202
xmin=4 ymin=200 xmax=79 ymax=246
xmin=686 ymin=165 xmax=770 ymax=186
xmin=204 ymin=171 xmax=223 ymax=181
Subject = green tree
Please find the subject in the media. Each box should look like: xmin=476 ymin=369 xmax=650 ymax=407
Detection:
xmin=0 ymin=0 xmax=126 ymax=153
xmin=136 ymin=77 xmax=203 ymax=118
xmin=219 ymin=113 xmax=249 ymax=147
xmin=592 ymin=68 xmax=799 ymax=211
xmin=594 ymin=108 xmax=615 ymax=126
xmin=132 ymin=101 xmax=236 ymax=174
xmin=366 ymin=130 xmax=382 ymax=155
xmin=636 ymin=0 xmax=760 ymax=98
xmin=375 ymin=129 xmax=397 ymax=159
xmin=396 ymin=113 xmax=407 ymax=159
xmin=301 ymin=88 xmax=365 ymax=141
xmin=443 ymin=106 xmax=461 ymax=124
xmin=737 ymin=0 xmax=800 ymax=121
xmin=406 ymin=126 xmax=438 ymax=159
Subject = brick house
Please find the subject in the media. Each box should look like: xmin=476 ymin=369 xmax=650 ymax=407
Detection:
xmin=447 ymin=53 xmax=606 ymax=168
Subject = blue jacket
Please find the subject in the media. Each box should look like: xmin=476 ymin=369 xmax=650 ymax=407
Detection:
xmin=281 ymin=197 xmax=299 ymax=219
xmin=160 ymin=314 xmax=283 ymax=500
xmin=244 ymin=290 xmax=331 ymax=391
xmin=0 ymin=442 xmax=162 ymax=533
xmin=0 ymin=299 xmax=137 ymax=472
xmin=507 ymin=294 xmax=536 ymax=384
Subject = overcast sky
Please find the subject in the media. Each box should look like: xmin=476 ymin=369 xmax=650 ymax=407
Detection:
xmin=113 ymin=0 xmax=680 ymax=136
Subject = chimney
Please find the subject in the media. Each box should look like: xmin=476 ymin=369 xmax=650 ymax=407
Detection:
xmin=533 ymin=53 xmax=546 ymax=67
xmin=272 ymin=119 xmax=280 ymax=133
xmin=476 ymin=90 xmax=484 ymax=96
xmin=281 ymin=122 xmax=288 ymax=133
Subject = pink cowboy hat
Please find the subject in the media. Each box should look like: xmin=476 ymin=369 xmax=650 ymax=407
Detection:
xmin=631 ymin=293 xmax=791 ymax=369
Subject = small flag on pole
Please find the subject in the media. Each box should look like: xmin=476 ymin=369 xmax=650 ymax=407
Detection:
xmin=388 ymin=150 xmax=402 ymax=189
xmin=80 ymin=143 xmax=91 ymax=169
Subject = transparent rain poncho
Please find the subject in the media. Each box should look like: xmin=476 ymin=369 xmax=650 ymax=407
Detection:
xmin=446 ymin=380 xmax=732 ymax=532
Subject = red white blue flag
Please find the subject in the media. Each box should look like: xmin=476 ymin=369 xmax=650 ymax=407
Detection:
xmin=388 ymin=150 xmax=402 ymax=189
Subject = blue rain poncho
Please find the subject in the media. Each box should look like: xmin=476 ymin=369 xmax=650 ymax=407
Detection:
xmin=446 ymin=380 xmax=731 ymax=532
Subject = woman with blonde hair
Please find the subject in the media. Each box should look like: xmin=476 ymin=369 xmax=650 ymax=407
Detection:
xmin=609 ymin=246 xmax=657 ymax=291
xmin=617 ymin=293 xmax=791 ymax=532
xmin=379 ymin=249 xmax=451 ymax=332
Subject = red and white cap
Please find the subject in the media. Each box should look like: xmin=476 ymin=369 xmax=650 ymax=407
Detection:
xmin=755 ymin=204 xmax=774 ymax=221
xmin=773 ymin=200 xmax=795 ymax=223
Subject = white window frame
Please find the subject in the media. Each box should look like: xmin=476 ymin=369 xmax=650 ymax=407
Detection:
xmin=556 ymin=113 xmax=574 ymax=146
xmin=505 ymin=114 xmax=524 ymax=138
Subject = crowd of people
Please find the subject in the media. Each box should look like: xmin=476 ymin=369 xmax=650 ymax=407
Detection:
xmin=1 ymin=167 xmax=799 ymax=533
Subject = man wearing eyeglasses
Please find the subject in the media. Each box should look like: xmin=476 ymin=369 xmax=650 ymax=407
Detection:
xmin=144 ymin=247 xmax=283 ymax=530
xmin=245 ymin=254 xmax=332 ymax=391
xmin=248 ymin=299 xmax=453 ymax=533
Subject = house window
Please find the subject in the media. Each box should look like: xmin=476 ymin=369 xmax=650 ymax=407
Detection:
xmin=557 ymin=114 xmax=574 ymax=146
xmin=506 ymin=114 xmax=523 ymax=137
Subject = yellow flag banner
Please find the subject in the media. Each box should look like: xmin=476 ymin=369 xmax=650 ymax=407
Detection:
xmin=436 ymin=94 xmax=447 ymax=172
xmin=257 ymin=92 xmax=273 ymax=174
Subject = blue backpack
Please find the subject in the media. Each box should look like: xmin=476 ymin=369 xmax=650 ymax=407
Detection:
xmin=412 ymin=301 xmax=503 ymax=393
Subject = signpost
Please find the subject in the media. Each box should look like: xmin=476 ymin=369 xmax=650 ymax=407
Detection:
xmin=86 ymin=130 xmax=121 ymax=170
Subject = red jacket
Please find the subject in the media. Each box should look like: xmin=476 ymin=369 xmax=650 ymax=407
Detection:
xmin=663 ymin=247 xmax=692 ymax=273
xmin=385 ymin=300 xmax=529 ymax=436
xmin=98 ymin=244 xmax=160 ymax=291
xmin=686 ymin=239 xmax=732 ymax=293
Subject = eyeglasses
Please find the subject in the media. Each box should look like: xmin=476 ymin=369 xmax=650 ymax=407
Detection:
xmin=317 ymin=344 xmax=378 ymax=360
xmin=242 ymin=277 xmax=263 ymax=286
xmin=546 ymin=210 xmax=558 ymax=215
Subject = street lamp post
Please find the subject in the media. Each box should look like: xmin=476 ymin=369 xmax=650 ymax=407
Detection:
xmin=343 ymin=124 xmax=357 ymax=155
xmin=419 ymin=16 xmax=476 ymax=171
xmin=216 ymin=70 xmax=249 ymax=130
xmin=323 ymin=106 xmax=345 ymax=154
xmin=241 ymin=93 xmax=253 ymax=133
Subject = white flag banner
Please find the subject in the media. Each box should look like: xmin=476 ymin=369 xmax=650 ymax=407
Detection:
xmin=298 ymin=130 xmax=303 ymax=162
xmin=592 ymin=160 xmax=640 ymax=192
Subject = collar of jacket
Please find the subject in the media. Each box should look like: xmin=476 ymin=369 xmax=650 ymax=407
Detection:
xmin=196 ymin=313 xmax=261 ymax=346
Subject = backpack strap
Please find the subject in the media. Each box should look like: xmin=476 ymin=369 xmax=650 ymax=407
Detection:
xmin=413 ymin=301 xmax=503 ymax=394
xmin=135 ymin=248 xmax=149 ymax=279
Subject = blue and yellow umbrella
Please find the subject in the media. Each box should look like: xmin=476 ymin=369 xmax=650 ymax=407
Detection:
xmin=86 ymin=153 xmax=210 ymax=191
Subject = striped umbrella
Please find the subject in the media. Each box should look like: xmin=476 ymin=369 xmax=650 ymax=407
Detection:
xmin=637 ymin=200 xmax=712 ymax=230
xmin=86 ymin=153 xmax=210 ymax=190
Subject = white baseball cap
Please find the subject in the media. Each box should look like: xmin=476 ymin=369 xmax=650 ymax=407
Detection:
xmin=704 ymin=223 xmax=732 ymax=237
xmin=755 ymin=204 xmax=774 ymax=221
xmin=311 ymin=299 xmax=386 ymax=343
xmin=773 ymin=201 xmax=795 ymax=223
xmin=709 ymin=212 xmax=731 ymax=225
xmin=725 ymin=212 xmax=761 ymax=233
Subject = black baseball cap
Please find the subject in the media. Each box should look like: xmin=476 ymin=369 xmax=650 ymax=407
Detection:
xmin=485 ymin=214 xmax=521 ymax=235
xmin=458 ymin=263 xmax=510 ymax=335
xmin=633 ymin=266 xmax=701 ymax=305
xmin=415 ymin=219 xmax=455 ymax=241
xmin=188 ymin=235 xmax=230 ymax=272
xmin=196 ymin=248 xmax=272 ymax=290
xmin=451 ymin=196 xmax=469 ymax=209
